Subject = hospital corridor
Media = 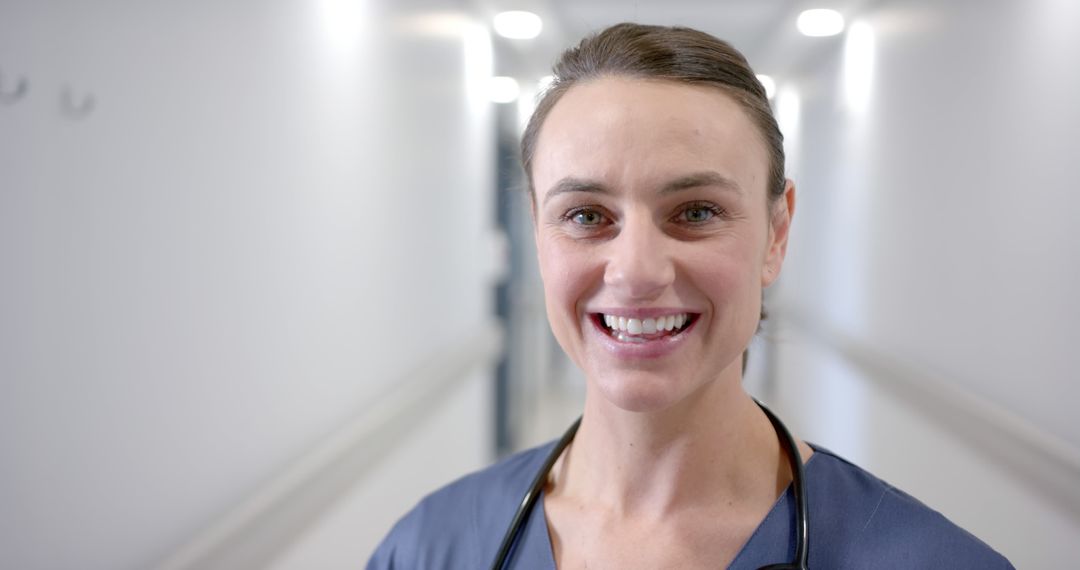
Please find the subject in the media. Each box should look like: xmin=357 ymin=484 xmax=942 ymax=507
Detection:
xmin=1 ymin=0 xmax=1077 ymax=569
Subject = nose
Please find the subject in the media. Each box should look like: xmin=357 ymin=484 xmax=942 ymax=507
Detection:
xmin=603 ymin=211 xmax=676 ymax=302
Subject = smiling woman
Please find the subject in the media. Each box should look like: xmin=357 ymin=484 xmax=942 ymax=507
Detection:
xmin=367 ymin=23 xmax=1014 ymax=569
xmin=530 ymin=76 xmax=788 ymax=419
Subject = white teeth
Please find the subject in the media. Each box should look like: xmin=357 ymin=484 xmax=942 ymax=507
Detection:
xmin=600 ymin=312 xmax=690 ymax=337
xmin=642 ymin=318 xmax=657 ymax=334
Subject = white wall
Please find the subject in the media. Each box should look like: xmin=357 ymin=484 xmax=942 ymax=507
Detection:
xmin=0 ymin=1 xmax=495 ymax=569
xmin=776 ymin=0 xmax=1080 ymax=451
xmin=768 ymin=0 xmax=1080 ymax=567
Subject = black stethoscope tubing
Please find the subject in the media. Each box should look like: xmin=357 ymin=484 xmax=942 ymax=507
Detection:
xmin=490 ymin=399 xmax=809 ymax=570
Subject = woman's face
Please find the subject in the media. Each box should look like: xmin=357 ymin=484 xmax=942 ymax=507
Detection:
xmin=531 ymin=76 xmax=794 ymax=413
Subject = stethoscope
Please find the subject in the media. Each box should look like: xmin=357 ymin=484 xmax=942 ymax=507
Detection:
xmin=490 ymin=399 xmax=809 ymax=570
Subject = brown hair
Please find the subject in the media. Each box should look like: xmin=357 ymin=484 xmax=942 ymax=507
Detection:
xmin=520 ymin=22 xmax=785 ymax=203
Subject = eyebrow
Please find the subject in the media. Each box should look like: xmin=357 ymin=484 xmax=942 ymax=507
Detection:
xmin=543 ymin=170 xmax=743 ymax=203
xmin=660 ymin=171 xmax=744 ymax=196
xmin=543 ymin=177 xmax=610 ymax=203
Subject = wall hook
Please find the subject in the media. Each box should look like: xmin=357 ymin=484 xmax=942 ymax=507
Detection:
xmin=0 ymin=69 xmax=29 ymax=104
xmin=61 ymin=86 xmax=95 ymax=119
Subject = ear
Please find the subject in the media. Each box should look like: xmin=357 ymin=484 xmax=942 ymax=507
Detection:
xmin=761 ymin=179 xmax=796 ymax=287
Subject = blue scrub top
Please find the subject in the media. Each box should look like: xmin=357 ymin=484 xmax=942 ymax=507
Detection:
xmin=368 ymin=441 xmax=1013 ymax=569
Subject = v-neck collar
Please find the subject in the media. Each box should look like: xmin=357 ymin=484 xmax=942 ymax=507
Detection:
xmin=521 ymin=448 xmax=821 ymax=569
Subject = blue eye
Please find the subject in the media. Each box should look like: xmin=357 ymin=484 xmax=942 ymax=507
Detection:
xmin=681 ymin=204 xmax=720 ymax=223
xmin=571 ymin=209 xmax=604 ymax=225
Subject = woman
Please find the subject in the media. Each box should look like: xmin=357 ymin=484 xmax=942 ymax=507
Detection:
xmin=368 ymin=23 xmax=1012 ymax=569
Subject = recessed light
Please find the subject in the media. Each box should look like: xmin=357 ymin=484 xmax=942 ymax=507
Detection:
xmin=493 ymin=11 xmax=542 ymax=39
xmin=490 ymin=76 xmax=521 ymax=103
xmin=797 ymin=9 xmax=845 ymax=37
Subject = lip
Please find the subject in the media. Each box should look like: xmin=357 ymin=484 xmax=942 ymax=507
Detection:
xmin=587 ymin=307 xmax=696 ymax=319
xmin=586 ymin=311 xmax=700 ymax=360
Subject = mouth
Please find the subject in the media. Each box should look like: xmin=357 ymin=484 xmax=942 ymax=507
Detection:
xmin=590 ymin=312 xmax=699 ymax=344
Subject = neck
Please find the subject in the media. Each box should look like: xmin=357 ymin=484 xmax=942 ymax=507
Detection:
xmin=552 ymin=369 xmax=789 ymax=517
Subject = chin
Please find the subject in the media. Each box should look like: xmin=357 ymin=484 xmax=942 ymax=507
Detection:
xmin=590 ymin=369 xmax=691 ymax=413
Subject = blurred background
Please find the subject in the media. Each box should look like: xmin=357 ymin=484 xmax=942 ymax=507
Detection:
xmin=1 ymin=0 xmax=1077 ymax=568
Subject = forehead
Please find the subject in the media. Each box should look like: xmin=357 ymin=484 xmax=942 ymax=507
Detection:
xmin=533 ymin=76 xmax=770 ymax=200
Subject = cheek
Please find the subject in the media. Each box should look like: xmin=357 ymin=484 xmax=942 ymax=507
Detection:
xmin=536 ymin=238 xmax=601 ymax=365
xmin=537 ymin=238 xmax=591 ymax=316
xmin=694 ymin=235 xmax=758 ymax=276
xmin=689 ymin=241 xmax=765 ymax=311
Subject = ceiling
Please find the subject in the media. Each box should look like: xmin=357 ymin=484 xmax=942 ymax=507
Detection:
xmin=484 ymin=0 xmax=874 ymax=86
xmin=544 ymin=0 xmax=798 ymax=62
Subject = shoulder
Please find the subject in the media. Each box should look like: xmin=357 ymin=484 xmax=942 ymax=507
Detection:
xmin=806 ymin=445 xmax=1014 ymax=569
xmin=366 ymin=441 xmax=555 ymax=570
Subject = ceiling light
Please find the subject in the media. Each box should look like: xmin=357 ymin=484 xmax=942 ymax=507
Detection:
xmin=797 ymin=9 xmax=845 ymax=37
xmin=493 ymin=11 xmax=542 ymax=39
xmin=489 ymin=76 xmax=520 ymax=103
xmin=756 ymin=74 xmax=776 ymax=99
xmin=318 ymin=0 xmax=366 ymax=52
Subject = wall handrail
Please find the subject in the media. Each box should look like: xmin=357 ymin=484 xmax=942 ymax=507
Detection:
xmin=782 ymin=312 xmax=1080 ymax=519
xmin=154 ymin=320 xmax=503 ymax=570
